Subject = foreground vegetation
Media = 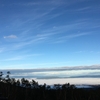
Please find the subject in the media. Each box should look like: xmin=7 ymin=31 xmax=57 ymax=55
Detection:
xmin=0 ymin=71 xmax=100 ymax=100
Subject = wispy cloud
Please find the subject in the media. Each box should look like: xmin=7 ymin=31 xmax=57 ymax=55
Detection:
xmin=14 ymin=35 xmax=47 ymax=49
xmin=1 ymin=53 xmax=43 ymax=61
xmin=15 ymin=0 xmax=67 ymax=7
xmin=76 ymin=7 xmax=90 ymax=11
xmin=75 ymin=51 xmax=86 ymax=53
xmin=0 ymin=48 xmax=5 ymax=53
xmin=4 ymin=56 xmax=23 ymax=61
xmin=4 ymin=35 xmax=17 ymax=39
xmin=1 ymin=17 xmax=97 ymax=52
xmin=11 ymin=19 xmax=94 ymax=48
xmin=54 ymin=32 xmax=91 ymax=43
xmin=75 ymin=51 xmax=100 ymax=54
xmin=66 ymin=7 xmax=91 ymax=12
xmin=65 ymin=32 xmax=90 ymax=38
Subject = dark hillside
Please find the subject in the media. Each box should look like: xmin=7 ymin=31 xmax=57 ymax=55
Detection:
xmin=0 ymin=71 xmax=100 ymax=100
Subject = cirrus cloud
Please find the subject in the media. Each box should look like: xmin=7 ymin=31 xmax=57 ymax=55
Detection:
xmin=4 ymin=35 xmax=17 ymax=39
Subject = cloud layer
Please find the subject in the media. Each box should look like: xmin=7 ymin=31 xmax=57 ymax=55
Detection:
xmin=1 ymin=65 xmax=100 ymax=80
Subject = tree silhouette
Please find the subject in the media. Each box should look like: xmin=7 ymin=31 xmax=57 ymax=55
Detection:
xmin=62 ymin=83 xmax=70 ymax=89
xmin=5 ymin=71 xmax=11 ymax=83
xmin=21 ymin=78 xmax=26 ymax=87
xmin=6 ymin=71 xmax=10 ymax=79
xmin=1 ymin=71 xmax=99 ymax=100
xmin=10 ymin=78 xmax=16 ymax=85
xmin=16 ymin=79 xmax=20 ymax=86
xmin=31 ymin=79 xmax=38 ymax=88
xmin=0 ymin=72 xmax=3 ymax=82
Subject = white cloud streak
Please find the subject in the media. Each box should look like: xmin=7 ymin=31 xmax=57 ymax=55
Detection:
xmin=0 ymin=54 xmax=43 ymax=61
xmin=4 ymin=35 xmax=17 ymax=39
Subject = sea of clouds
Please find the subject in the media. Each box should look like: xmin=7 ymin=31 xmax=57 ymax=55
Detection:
xmin=1 ymin=65 xmax=100 ymax=85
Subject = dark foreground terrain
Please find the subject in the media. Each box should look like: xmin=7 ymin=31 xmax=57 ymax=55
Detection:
xmin=0 ymin=71 xmax=100 ymax=100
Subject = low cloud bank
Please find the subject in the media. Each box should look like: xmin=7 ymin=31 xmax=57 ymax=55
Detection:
xmin=1 ymin=64 xmax=100 ymax=71
xmin=0 ymin=65 xmax=100 ymax=80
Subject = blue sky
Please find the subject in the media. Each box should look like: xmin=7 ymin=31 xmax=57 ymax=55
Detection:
xmin=0 ymin=0 xmax=100 ymax=70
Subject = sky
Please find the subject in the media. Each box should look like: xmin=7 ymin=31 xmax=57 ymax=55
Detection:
xmin=0 ymin=0 xmax=100 ymax=84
